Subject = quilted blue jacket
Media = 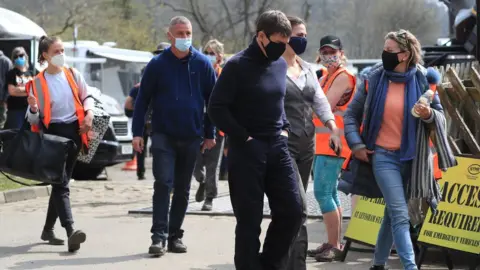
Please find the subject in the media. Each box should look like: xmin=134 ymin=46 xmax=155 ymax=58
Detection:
xmin=343 ymin=63 xmax=444 ymax=152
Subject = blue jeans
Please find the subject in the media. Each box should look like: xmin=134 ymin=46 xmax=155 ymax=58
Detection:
xmin=313 ymin=155 xmax=343 ymax=214
xmin=372 ymin=146 xmax=417 ymax=269
xmin=150 ymin=133 xmax=201 ymax=243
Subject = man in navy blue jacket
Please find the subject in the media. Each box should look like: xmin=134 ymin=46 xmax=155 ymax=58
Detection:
xmin=208 ymin=10 xmax=303 ymax=270
xmin=132 ymin=16 xmax=216 ymax=257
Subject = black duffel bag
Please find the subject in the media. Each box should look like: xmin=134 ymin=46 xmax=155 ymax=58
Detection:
xmin=0 ymin=119 xmax=77 ymax=184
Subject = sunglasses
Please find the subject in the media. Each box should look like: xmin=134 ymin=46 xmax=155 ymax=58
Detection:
xmin=203 ymin=51 xmax=215 ymax=56
xmin=14 ymin=54 xmax=25 ymax=59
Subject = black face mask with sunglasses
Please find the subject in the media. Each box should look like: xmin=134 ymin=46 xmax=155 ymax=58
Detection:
xmin=381 ymin=50 xmax=401 ymax=71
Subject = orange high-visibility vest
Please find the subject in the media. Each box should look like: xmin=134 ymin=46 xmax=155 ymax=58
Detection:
xmin=313 ymin=67 xmax=356 ymax=169
xmin=215 ymin=65 xmax=225 ymax=137
xmin=26 ymin=67 xmax=89 ymax=148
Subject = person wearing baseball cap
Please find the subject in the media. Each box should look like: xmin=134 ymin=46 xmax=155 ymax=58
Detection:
xmin=152 ymin=42 xmax=170 ymax=55
xmin=309 ymin=35 xmax=356 ymax=262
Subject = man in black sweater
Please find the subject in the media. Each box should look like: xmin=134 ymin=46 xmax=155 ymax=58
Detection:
xmin=208 ymin=10 xmax=303 ymax=270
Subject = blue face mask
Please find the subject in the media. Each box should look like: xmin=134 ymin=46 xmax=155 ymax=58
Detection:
xmin=206 ymin=55 xmax=217 ymax=64
xmin=175 ymin=38 xmax=192 ymax=52
xmin=288 ymin=36 xmax=308 ymax=55
xmin=14 ymin=57 xmax=26 ymax=67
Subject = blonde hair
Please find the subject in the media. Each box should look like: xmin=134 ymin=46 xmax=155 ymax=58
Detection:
xmin=204 ymin=39 xmax=224 ymax=58
xmin=385 ymin=29 xmax=423 ymax=66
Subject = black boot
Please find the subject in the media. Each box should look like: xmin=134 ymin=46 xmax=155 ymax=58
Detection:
xmin=201 ymin=198 xmax=213 ymax=211
xmin=168 ymin=230 xmax=187 ymax=253
xmin=148 ymin=241 xmax=166 ymax=257
xmin=369 ymin=266 xmax=389 ymax=270
xmin=67 ymin=229 xmax=87 ymax=253
xmin=41 ymin=230 xmax=65 ymax=245
xmin=195 ymin=182 xmax=205 ymax=202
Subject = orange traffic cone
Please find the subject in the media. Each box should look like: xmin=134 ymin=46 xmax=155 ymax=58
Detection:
xmin=122 ymin=156 xmax=137 ymax=171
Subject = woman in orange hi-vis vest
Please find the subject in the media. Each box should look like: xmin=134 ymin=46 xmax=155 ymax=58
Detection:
xmin=309 ymin=36 xmax=356 ymax=262
xmin=26 ymin=36 xmax=94 ymax=253
xmin=194 ymin=39 xmax=226 ymax=211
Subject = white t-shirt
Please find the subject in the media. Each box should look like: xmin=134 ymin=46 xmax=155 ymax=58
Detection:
xmin=26 ymin=68 xmax=94 ymax=125
xmin=44 ymin=71 xmax=77 ymax=123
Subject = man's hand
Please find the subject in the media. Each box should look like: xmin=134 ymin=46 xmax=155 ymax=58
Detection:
xmin=79 ymin=110 xmax=94 ymax=134
xmin=201 ymin=138 xmax=216 ymax=153
xmin=280 ymin=130 xmax=289 ymax=138
xmin=28 ymin=96 xmax=38 ymax=113
xmin=413 ymin=103 xmax=432 ymax=120
xmin=329 ymin=128 xmax=342 ymax=156
xmin=133 ymin=136 xmax=144 ymax=153
xmin=353 ymin=148 xmax=374 ymax=163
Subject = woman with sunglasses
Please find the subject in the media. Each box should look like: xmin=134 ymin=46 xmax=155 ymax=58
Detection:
xmin=309 ymin=35 xmax=356 ymax=262
xmin=5 ymin=47 xmax=33 ymax=129
xmin=344 ymin=29 xmax=448 ymax=270
xmin=193 ymin=39 xmax=225 ymax=211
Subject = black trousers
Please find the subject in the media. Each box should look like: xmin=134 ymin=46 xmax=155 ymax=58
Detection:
xmin=228 ymin=135 xmax=303 ymax=270
xmin=43 ymin=121 xmax=82 ymax=233
xmin=136 ymin=130 xmax=150 ymax=177
xmin=285 ymin=132 xmax=315 ymax=270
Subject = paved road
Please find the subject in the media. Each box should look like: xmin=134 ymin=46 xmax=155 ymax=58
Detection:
xmin=0 ymin=159 xmax=470 ymax=269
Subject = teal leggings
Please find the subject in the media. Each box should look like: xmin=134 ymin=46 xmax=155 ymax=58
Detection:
xmin=313 ymin=155 xmax=344 ymax=214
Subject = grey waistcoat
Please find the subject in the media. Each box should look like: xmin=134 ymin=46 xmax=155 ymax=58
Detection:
xmin=284 ymin=72 xmax=317 ymax=138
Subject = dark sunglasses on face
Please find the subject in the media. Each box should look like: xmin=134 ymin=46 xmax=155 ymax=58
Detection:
xmin=203 ymin=51 xmax=215 ymax=56
xmin=14 ymin=54 xmax=25 ymax=59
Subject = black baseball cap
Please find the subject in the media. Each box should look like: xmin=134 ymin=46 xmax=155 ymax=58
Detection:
xmin=320 ymin=35 xmax=343 ymax=50
xmin=153 ymin=42 xmax=171 ymax=55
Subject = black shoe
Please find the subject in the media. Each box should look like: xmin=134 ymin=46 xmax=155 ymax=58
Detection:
xmin=41 ymin=230 xmax=65 ymax=245
xmin=148 ymin=241 xmax=166 ymax=257
xmin=201 ymin=198 xmax=213 ymax=211
xmin=137 ymin=174 xmax=146 ymax=180
xmin=168 ymin=230 xmax=187 ymax=253
xmin=195 ymin=182 xmax=205 ymax=202
xmin=68 ymin=230 xmax=86 ymax=253
xmin=369 ymin=266 xmax=389 ymax=270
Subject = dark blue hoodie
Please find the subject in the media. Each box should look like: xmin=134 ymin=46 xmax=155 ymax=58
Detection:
xmin=132 ymin=47 xmax=216 ymax=139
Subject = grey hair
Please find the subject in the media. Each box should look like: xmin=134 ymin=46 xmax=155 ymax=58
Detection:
xmin=11 ymin=46 xmax=29 ymax=68
xmin=204 ymin=39 xmax=224 ymax=57
xmin=169 ymin=16 xmax=192 ymax=30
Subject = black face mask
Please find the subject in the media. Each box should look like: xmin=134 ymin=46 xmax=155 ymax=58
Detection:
xmin=262 ymin=36 xmax=286 ymax=61
xmin=382 ymin=50 xmax=401 ymax=71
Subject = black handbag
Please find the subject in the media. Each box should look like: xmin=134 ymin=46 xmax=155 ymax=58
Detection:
xmin=338 ymin=156 xmax=383 ymax=198
xmin=0 ymin=119 xmax=76 ymax=184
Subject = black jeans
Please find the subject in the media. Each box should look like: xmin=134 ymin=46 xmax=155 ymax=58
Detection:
xmin=150 ymin=133 xmax=201 ymax=243
xmin=137 ymin=130 xmax=150 ymax=177
xmin=43 ymin=121 xmax=82 ymax=233
xmin=285 ymin=133 xmax=315 ymax=270
xmin=228 ymin=135 xmax=303 ymax=270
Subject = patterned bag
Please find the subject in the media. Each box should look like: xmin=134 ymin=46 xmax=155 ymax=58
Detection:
xmin=77 ymin=96 xmax=110 ymax=163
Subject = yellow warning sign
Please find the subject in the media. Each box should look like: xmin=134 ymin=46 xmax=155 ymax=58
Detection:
xmin=418 ymin=157 xmax=480 ymax=254
xmin=344 ymin=196 xmax=385 ymax=246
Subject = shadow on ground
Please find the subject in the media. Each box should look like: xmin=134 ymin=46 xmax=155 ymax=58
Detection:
xmin=190 ymin=264 xmax=235 ymax=270
xmin=305 ymin=220 xmax=476 ymax=270
xmin=7 ymin=253 xmax=146 ymax=270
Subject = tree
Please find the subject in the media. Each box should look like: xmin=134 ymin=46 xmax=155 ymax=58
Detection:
xmin=156 ymin=0 xmax=288 ymax=51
